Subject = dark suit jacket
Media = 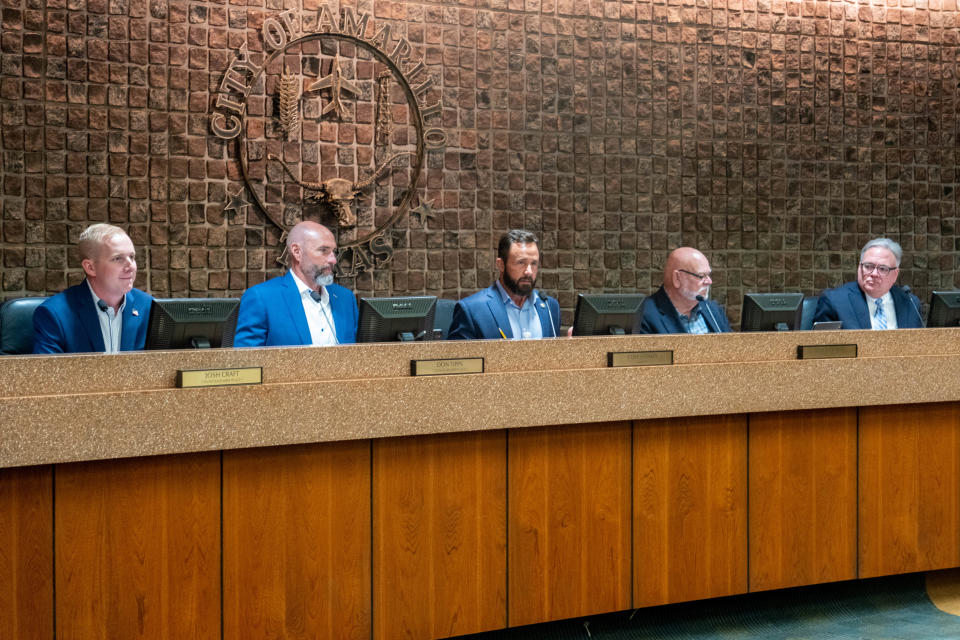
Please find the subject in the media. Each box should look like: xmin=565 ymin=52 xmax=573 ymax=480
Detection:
xmin=633 ymin=285 xmax=732 ymax=334
xmin=447 ymin=284 xmax=561 ymax=340
xmin=233 ymin=271 xmax=358 ymax=347
xmin=812 ymin=281 xmax=922 ymax=330
xmin=33 ymin=283 xmax=153 ymax=353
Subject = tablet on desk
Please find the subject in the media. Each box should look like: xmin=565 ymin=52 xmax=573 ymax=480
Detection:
xmin=813 ymin=321 xmax=842 ymax=330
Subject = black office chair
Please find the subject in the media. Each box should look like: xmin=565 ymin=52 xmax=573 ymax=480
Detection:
xmin=0 ymin=297 xmax=47 ymax=354
xmin=800 ymin=296 xmax=819 ymax=331
xmin=433 ymin=299 xmax=457 ymax=339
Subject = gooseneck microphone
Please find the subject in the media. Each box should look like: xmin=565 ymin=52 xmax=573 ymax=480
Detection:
xmin=695 ymin=295 xmax=720 ymax=333
xmin=901 ymin=285 xmax=926 ymax=328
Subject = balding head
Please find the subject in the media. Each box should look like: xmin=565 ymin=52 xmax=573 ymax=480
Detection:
xmin=287 ymin=221 xmax=338 ymax=291
xmin=663 ymin=247 xmax=713 ymax=315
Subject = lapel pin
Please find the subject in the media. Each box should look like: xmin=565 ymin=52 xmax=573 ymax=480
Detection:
xmin=132 ymin=309 xmax=139 ymax=316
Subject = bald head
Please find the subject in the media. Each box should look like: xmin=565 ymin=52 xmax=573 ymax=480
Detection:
xmin=287 ymin=221 xmax=338 ymax=291
xmin=663 ymin=247 xmax=713 ymax=315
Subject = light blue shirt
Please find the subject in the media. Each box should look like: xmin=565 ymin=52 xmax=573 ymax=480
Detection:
xmin=494 ymin=280 xmax=543 ymax=340
xmin=679 ymin=305 xmax=710 ymax=335
xmin=87 ymin=280 xmax=125 ymax=352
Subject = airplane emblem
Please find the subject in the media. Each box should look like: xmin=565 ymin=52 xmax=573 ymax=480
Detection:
xmin=306 ymin=56 xmax=362 ymax=120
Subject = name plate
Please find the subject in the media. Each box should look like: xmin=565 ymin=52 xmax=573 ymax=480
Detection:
xmin=797 ymin=344 xmax=858 ymax=360
xmin=411 ymin=357 xmax=484 ymax=376
xmin=177 ymin=367 xmax=263 ymax=388
xmin=608 ymin=350 xmax=674 ymax=367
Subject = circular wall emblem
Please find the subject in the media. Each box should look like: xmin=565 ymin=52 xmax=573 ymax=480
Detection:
xmin=212 ymin=6 xmax=446 ymax=275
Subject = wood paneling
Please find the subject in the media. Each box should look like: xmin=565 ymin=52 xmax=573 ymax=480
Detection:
xmin=859 ymin=402 xmax=960 ymax=578
xmin=55 ymin=452 xmax=220 ymax=639
xmin=223 ymin=441 xmax=370 ymax=640
xmin=634 ymin=414 xmax=748 ymax=608
xmin=509 ymin=422 xmax=632 ymax=627
xmin=749 ymin=408 xmax=857 ymax=591
xmin=373 ymin=431 xmax=506 ymax=639
xmin=0 ymin=465 xmax=53 ymax=638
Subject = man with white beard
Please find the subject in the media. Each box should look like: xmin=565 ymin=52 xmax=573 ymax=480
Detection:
xmin=633 ymin=246 xmax=731 ymax=334
xmin=233 ymin=221 xmax=358 ymax=347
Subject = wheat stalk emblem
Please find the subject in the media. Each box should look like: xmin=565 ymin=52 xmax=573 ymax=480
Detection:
xmin=278 ymin=68 xmax=301 ymax=139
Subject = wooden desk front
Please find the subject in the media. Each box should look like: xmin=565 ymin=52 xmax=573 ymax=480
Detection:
xmin=1 ymin=330 xmax=958 ymax=638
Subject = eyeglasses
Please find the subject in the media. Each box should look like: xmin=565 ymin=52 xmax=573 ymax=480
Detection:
xmin=678 ymin=269 xmax=712 ymax=281
xmin=860 ymin=262 xmax=897 ymax=276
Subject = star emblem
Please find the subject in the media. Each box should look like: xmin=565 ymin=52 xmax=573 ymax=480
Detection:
xmin=224 ymin=189 xmax=251 ymax=217
xmin=410 ymin=200 xmax=439 ymax=228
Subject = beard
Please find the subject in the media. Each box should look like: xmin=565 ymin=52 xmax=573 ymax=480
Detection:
xmin=503 ymin=270 xmax=535 ymax=298
xmin=307 ymin=263 xmax=335 ymax=287
xmin=680 ymin=285 xmax=709 ymax=302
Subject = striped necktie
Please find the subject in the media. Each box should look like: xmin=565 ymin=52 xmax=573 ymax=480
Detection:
xmin=874 ymin=299 xmax=887 ymax=330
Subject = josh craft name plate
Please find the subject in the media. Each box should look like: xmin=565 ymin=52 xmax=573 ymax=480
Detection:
xmin=177 ymin=367 xmax=263 ymax=388
xmin=411 ymin=358 xmax=484 ymax=376
xmin=797 ymin=344 xmax=858 ymax=360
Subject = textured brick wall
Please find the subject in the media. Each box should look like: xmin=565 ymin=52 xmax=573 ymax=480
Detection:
xmin=2 ymin=0 xmax=960 ymax=327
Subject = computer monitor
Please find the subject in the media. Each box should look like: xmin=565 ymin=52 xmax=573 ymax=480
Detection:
xmin=145 ymin=298 xmax=240 ymax=349
xmin=572 ymin=293 xmax=646 ymax=336
xmin=357 ymin=296 xmax=437 ymax=342
xmin=740 ymin=293 xmax=804 ymax=331
xmin=927 ymin=291 xmax=960 ymax=327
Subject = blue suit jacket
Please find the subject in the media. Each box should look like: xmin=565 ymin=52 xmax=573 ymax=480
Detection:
xmin=633 ymin=285 xmax=732 ymax=334
xmin=33 ymin=283 xmax=153 ymax=354
xmin=812 ymin=281 xmax=922 ymax=330
xmin=447 ymin=284 xmax=561 ymax=340
xmin=233 ymin=271 xmax=358 ymax=347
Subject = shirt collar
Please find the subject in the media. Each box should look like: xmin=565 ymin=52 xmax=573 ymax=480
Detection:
xmin=86 ymin=279 xmax=125 ymax=313
xmin=291 ymin=271 xmax=328 ymax=305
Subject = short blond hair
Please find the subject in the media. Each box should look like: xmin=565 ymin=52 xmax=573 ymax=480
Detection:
xmin=78 ymin=223 xmax=128 ymax=261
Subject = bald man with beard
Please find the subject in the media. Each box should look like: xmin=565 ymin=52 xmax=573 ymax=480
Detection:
xmin=233 ymin=221 xmax=358 ymax=347
xmin=633 ymin=247 xmax=731 ymax=334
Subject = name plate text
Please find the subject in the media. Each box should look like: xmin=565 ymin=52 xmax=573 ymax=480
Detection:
xmin=608 ymin=350 xmax=674 ymax=367
xmin=411 ymin=357 xmax=485 ymax=376
xmin=177 ymin=367 xmax=263 ymax=388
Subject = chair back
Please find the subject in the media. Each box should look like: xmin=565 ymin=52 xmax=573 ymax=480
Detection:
xmin=433 ymin=299 xmax=457 ymax=339
xmin=0 ymin=297 xmax=47 ymax=355
xmin=800 ymin=296 xmax=819 ymax=331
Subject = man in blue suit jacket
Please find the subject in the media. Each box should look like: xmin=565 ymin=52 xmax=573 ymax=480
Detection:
xmin=813 ymin=237 xmax=923 ymax=330
xmin=634 ymin=247 xmax=731 ymax=334
xmin=34 ymin=223 xmax=153 ymax=353
xmin=233 ymin=221 xmax=358 ymax=347
xmin=448 ymin=230 xmax=561 ymax=340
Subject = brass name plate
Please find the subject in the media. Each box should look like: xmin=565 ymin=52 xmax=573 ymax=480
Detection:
xmin=608 ymin=350 xmax=674 ymax=367
xmin=411 ymin=357 xmax=484 ymax=376
xmin=177 ymin=367 xmax=263 ymax=388
xmin=797 ymin=344 xmax=858 ymax=360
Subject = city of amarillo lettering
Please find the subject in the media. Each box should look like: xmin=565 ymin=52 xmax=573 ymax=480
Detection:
xmin=211 ymin=6 xmax=444 ymax=146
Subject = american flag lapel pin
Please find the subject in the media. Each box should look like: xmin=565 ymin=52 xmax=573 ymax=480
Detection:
xmin=132 ymin=309 xmax=139 ymax=316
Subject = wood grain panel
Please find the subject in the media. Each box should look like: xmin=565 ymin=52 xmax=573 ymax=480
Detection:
xmin=634 ymin=414 xmax=748 ymax=607
xmin=749 ymin=408 xmax=857 ymax=591
xmin=0 ymin=465 xmax=53 ymax=638
xmin=509 ymin=422 xmax=632 ymax=627
xmin=859 ymin=402 xmax=960 ymax=578
xmin=223 ymin=441 xmax=370 ymax=640
xmin=55 ymin=452 xmax=220 ymax=639
xmin=374 ymin=431 xmax=506 ymax=639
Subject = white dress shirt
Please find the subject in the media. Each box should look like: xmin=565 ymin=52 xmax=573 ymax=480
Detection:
xmin=291 ymin=272 xmax=338 ymax=346
xmin=87 ymin=280 xmax=124 ymax=353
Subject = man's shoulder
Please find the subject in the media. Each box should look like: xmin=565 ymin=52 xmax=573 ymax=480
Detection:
xmin=459 ymin=285 xmax=497 ymax=306
xmin=39 ymin=283 xmax=87 ymax=312
xmin=242 ymin=272 xmax=290 ymax=297
xmin=821 ymin=281 xmax=859 ymax=299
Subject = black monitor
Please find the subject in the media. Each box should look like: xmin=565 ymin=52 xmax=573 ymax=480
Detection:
xmin=572 ymin=293 xmax=646 ymax=336
xmin=927 ymin=291 xmax=960 ymax=327
xmin=357 ymin=296 xmax=437 ymax=342
xmin=740 ymin=292 xmax=804 ymax=331
xmin=145 ymin=298 xmax=240 ymax=349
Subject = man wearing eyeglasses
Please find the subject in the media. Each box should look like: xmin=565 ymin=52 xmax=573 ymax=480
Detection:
xmin=633 ymin=247 xmax=731 ymax=334
xmin=233 ymin=221 xmax=358 ymax=347
xmin=812 ymin=237 xmax=922 ymax=330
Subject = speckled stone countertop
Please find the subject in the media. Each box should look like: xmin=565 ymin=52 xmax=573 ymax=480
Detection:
xmin=2 ymin=328 xmax=959 ymax=468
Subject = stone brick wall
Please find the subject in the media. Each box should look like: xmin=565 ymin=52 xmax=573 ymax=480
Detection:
xmin=2 ymin=0 xmax=960 ymax=327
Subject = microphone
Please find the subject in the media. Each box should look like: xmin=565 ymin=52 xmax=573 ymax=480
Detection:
xmin=901 ymin=285 xmax=926 ymax=328
xmin=96 ymin=299 xmax=109 ymax=313
xmin=95 ymin=299 xmax=115 ymax=352
xmin=534 ymin=290 xmax=557 ymax=337
xmin=695 ymin=295 xmax=720 ymax=333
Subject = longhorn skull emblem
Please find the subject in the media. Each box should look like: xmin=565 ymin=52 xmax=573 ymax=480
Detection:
xmin=267 ymin=153 xmax=412 ymax=228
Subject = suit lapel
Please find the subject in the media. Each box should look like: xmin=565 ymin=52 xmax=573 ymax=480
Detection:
xmin=533 ymin=292 xmax=554 ymax=337
xmin=891 ymin=286 xmax=918 ymax=328
xmin=484 ymin=286 xmax=513 ymax=338
xmin=847 ymin=285 xmax=872 ymax=330
xmin=282 ymin=272 xmax=312 ymax=345
xmin=68 ymin=283 xmax=105 ymax=352
xmin=655 ymin=289 xmax=686 ymax=334
xmin=119 ymin=291 xmax=145 ymax=351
